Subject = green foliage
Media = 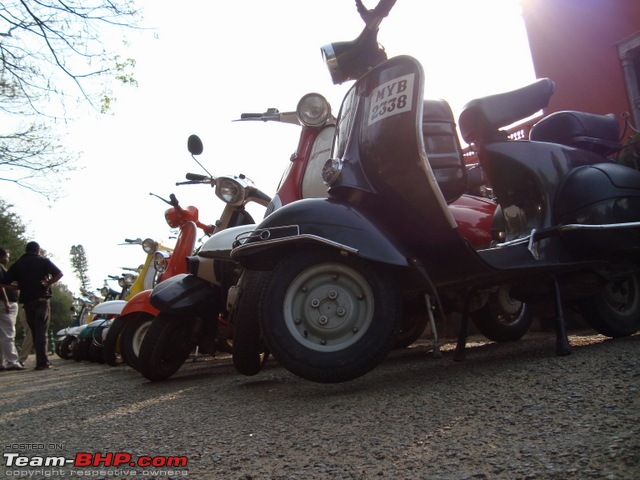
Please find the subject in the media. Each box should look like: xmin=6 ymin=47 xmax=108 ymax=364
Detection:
xmin=0 ymin=199 xmax=27 ymax=256
xmin=50 ymin=283 xmax=76 ymax=333
xmin=70 ymin=244 xmax=92 ymax=291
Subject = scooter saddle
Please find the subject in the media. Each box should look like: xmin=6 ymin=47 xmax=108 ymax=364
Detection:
xmin=458 ymin=78 xmax=555 ymax=144
xmin=529 ymin=110 xmax=621 ymax=156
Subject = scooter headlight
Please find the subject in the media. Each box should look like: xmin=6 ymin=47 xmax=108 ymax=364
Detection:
xmin=216 ymin=178 xmax=245 ymax=206
xmin=122 ymin=273 xmax=136 ymax=287
xmin=142 ymin=238 xmax=158 ymax=254
xmin=322 ymin=158 xmax=343 ymax=187
xmin=296 ymin=93 xmax=331 ymax=127
xmin=154 ymin=251 xmax=170 ymax=273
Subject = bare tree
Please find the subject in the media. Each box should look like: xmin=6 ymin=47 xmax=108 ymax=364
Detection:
xmin=0 ymin=0 xmax=140 ymax=197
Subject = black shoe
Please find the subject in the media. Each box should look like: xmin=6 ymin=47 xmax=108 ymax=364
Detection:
xmin=0 ymin=366 xmax=6 ymax=371
xmin=6 ymin=364 xmax=26 ymax=371
xmin=34 ymin=364 xmax=52 ymax=371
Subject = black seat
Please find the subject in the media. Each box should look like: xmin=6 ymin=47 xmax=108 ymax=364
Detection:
xmin=422 ymin=99 xmax=467 ymax=203
xmin=459 ymin=78 xmax=555 ymax=145
xmin=529 ymin=110 xmax=621 ymax=156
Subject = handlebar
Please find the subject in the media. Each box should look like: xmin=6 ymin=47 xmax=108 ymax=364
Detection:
xmin=235 ymin=109 xmax=300 ymax=126
xmin=185 ymin=172 xmax=211 ymax=182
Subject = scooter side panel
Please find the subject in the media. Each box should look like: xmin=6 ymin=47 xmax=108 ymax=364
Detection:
xmin=149 ymin=273 xmax=221 ymax=316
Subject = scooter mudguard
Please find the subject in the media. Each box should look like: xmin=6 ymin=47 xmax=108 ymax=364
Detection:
xmin=120 ymin=290 xmax=158 ymax=317
xmin=198 ymin=224 xmax=257 ymax=260
xmin=91 ymin=300 xmax=127 ymax=316
xmin=149 ymin=273 xmax=220 ymax=316
xmin=231 ymin=197 xmax=411 ymax=270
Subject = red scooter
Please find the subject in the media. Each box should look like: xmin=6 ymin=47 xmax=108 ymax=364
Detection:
xmin=104 ymin=141 xmax=217 ymax=370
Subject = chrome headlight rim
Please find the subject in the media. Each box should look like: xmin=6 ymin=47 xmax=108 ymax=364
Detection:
xmin=153 ymin=250 xmax=170 ymax=273
xmin=142 ymin=238 xmax=158 ymax=254
xmin=296 ymin=92 xmax=331 ymax=127
xmin=122 ymin=273 xmax=137 ymax=287
xmin=216 ymin=177 xmax=246 ymax=206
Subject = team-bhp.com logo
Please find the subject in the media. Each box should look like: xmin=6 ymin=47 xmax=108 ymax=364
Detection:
xmin=4 ymin=451 xmax=188 ymax=468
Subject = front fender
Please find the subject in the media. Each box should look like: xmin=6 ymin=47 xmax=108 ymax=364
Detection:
xmin=149 ymin=273 xmax=221 ymax=316
xmin=231 ymin=198 xmax=410 ymax=270
xmin=120 ymin=290 xmax=158 ymax=317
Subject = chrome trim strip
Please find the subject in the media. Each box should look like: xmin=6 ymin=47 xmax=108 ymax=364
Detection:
xmin=557 ymin=221 xmax=640 ymax=231
xmin=233 ymin=233 xmax=359 ymax=255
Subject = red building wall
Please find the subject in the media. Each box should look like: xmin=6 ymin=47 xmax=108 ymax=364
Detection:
xmin=521 ymin=0 xmax=640 ymax=120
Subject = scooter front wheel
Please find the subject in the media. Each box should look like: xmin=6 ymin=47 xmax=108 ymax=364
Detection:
xmin=102 ymin=317 xmax=126 ymax=366
xmin=59 ymin=335 xmax=76 ymax=360
xmin=231 ymin=270 xmax=270 ymax=376
xmin=120 ymin=315 xmax=153 ymax=370
xmin=261 ymin=249 xmax=402 ymax=383
xmin=137 ymin=313 xmax=195 ymax=382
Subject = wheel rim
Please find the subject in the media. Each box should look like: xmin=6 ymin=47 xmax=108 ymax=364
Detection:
xmin=494 ymin=286 xmax=525 ymax=325
xmin=603 ymin=274 xmax=639 ymax=317
xmin=132 ymin=320 xmax=152 ymax=357
xmin=283 ymin=262 xmax=374 ymax=352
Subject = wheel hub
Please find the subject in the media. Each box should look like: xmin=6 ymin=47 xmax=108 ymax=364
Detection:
xmin=284 ymin=263 xmax=374 ymax=352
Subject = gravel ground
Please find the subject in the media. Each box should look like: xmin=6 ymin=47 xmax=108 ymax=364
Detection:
xmin=1 ymin=329 xmax=639 ymax=480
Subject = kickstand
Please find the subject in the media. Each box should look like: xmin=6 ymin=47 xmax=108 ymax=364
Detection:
xmin=425 ymin=294 xmax=442 ymax=358
xmin=550 ymin=275 xmax=572 ymax=356
xmin=454 ymin=290 xmax=474 ymax=362
xmin=192 ymin=345 xmax=200 ymax=363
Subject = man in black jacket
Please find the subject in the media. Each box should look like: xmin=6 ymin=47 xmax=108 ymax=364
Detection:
xmin=0 ymin=242 xmax=63 ymax=370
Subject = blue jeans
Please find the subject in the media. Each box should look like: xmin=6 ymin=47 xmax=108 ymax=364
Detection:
xmin=23 ymin=298 xmax=50 ymax=368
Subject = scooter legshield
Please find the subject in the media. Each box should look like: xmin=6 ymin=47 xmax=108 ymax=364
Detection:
xmin=149 ymin=273 xmax=220 ymax=316
xmin=231 ymin=197 xmax=411 ymax=270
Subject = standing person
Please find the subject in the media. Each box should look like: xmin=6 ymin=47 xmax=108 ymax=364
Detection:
xmin=0 ymin=242 xmax=63 ymax=370
xmin=0 ymin=248 xmax=25 ymax=371
xmin=17 ymin=306 xmax=33 ymax=365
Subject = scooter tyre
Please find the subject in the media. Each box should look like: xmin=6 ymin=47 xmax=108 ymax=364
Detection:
xmin=578 ymin=270 xmax=640 ymax=338
xmin=261 ymin=249 xmax=402 ymax=384
xmin=90 ymin=342 xmax=104 ymax=363
xmin=120 ymin=314 xmax=153 ymax=370
xmin=137 ymin=313 xmax=194 ymax=382
xmin=103 ymin=317 xmax=126 ymax=366
xmin=471 ymin=288 xmax=533 ymax=342
xmin=59 ymin=335 xmax=75 ymax=360
xmin=232 ymin=270 xmax=270 ymax=376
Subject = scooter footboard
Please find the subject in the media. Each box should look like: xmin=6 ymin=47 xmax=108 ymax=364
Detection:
xmin=150 ymin=273 xmax=222 ymax=316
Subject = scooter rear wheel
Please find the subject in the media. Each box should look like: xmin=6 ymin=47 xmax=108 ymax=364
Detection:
xmin=137 ymin=313 xmax=194 ymax=382
xmin=260 ymin=249 xmax=402 ymax=383
xmin=578 ymin=270 xmax=640 ymax=338
xmin=471 ymin=286 xmax=533 ymax=342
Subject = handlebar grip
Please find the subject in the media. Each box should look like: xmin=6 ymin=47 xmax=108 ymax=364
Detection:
xmin=185 ymin=173 xmax=209 ymax=182
xmin=169 ymin=193 xmax=179 ymax=207
xmin=240 ymin=113 xmax=264 ymax=119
